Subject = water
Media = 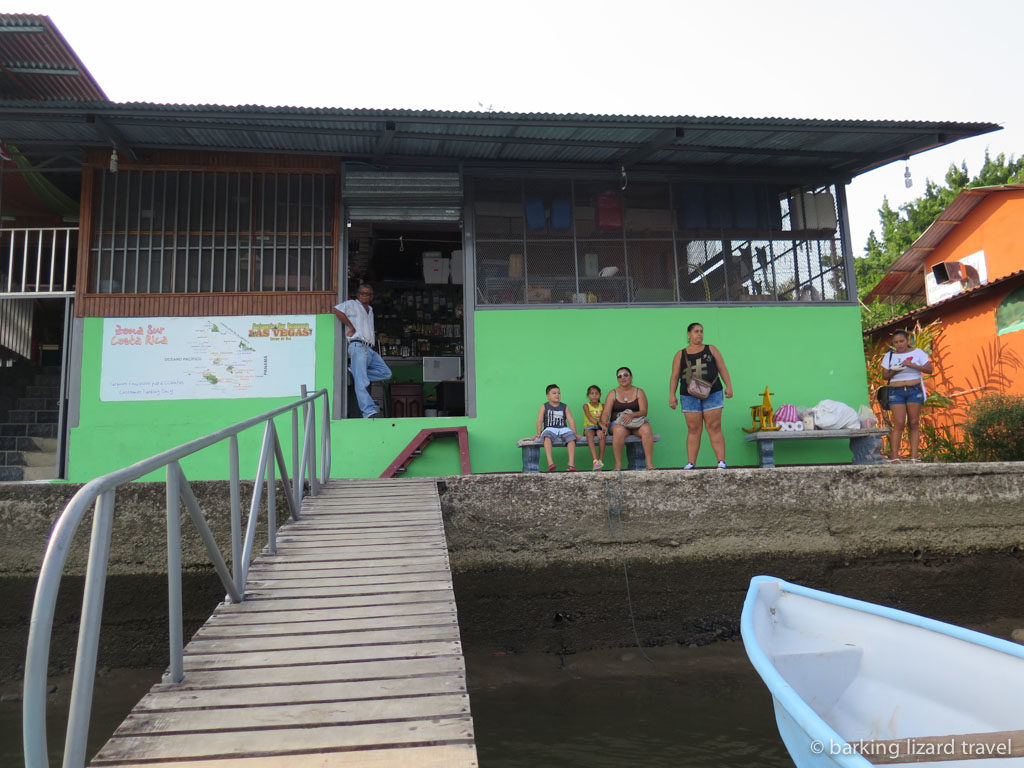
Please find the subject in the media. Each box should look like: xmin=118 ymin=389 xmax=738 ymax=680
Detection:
xmin=465 ymin=642 xmax=793 ymax=768
xmin=1 ymin=643 xmax=789 ymax=768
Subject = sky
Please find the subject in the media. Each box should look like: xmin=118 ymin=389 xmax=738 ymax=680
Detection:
xmin=13 ymin=0 xmax=1024 ymax=255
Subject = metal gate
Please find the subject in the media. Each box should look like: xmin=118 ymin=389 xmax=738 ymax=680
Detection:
xmin=343 ymin=170 xmax=463 ymax=222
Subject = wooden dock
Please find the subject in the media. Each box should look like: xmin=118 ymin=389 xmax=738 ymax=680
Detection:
xmin=88 ymin=478 xmax=477 ymax=768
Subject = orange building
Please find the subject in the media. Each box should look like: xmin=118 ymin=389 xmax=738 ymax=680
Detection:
xmin=865 ymin=185 xmax=1024 ymax=419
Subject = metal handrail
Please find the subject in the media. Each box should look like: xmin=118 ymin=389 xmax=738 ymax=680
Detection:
xmin=1 ymin=227 xmax=77 ymax=297
xmin=22 ymin=388 xmax=332 ymax=768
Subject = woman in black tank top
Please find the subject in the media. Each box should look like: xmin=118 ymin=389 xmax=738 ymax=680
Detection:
xmin=668 ymin=323 xmax=734 ymax=469
xmin=599 ymin=366 xmax=656 ymax=471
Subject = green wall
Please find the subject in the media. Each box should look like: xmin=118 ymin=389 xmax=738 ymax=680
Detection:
xmin=67 ymin=305 xmax=869 ymax=482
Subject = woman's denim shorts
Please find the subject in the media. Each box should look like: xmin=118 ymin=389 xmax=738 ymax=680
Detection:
xmin=887 ymin=383 xmax=925 ymax=406
xmin=680 ymin=389 xmax=725 ymax=413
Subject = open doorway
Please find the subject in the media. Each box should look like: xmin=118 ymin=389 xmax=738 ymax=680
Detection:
xmin=344 ymin=223 xmax=465 ymax=418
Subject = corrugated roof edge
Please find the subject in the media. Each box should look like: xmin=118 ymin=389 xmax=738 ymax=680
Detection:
xmin=863 ymin=267 xmax=1024 ymax=336
xmin=0 ymin=99 xmax=1005 ymax=128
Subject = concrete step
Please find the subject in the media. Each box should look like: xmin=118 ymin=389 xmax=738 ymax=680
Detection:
xmin=6 ymin=409 xmax=58 ymax=424
xmin=21 ymin=464 xmax=56 ymax=481
xmin=0 ymin=465 xmax=24 ymax=481
xmin=16 ymin=396 xmax=59 ymax=410
xmin=22 ymin=450 xmax=57 ymax=468
xmin=25 ymin=385 xmax=61 ymax=398
xmin=1 ymin=450 xmax=56 ymax=468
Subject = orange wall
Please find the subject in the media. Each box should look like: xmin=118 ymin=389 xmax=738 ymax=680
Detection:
xmin=924 ymin=190 xmax=1024 ymax=282
xmin=928 ymin=284 xmax=1024 ymax=405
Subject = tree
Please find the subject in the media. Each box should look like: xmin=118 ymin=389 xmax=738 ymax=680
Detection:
xmin=858 ymin=151 xmax=1024 ymax=329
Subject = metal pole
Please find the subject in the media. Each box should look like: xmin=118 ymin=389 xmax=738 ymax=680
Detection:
xmin=174 ymin=464 xmax=242 ymax=604
xmin=165 ymin=463 xmax=184 ymax=684
xmin=240 ymin=421 xmax=273 ymax=585
xmin=61 ymin=490 xmax=115 ymax=768
xmin=229 ymin=435 xmax=242 ymax=598
xmin=290 ymin=406 xmax=299 ymax=510
xmin=267 ymin=421 xmax=277 ymax=555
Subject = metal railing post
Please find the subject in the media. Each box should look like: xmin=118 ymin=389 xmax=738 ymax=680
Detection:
xmin=267 ymin=421 xmax=277 ymax=555
xmin=320 ymin=394 xmax=330 ymax=484
xmin=290 ymin=407 xmax=300 ymax=510
xmin=165 ymin=463 xmax=184 ymax=684
xmin=229 ymin=435 xmax=242 ymax=598
xmin=174 ymin=465 xmax=243 ymax=604
xmin=61 ymin=490 xmax=115 ymax=768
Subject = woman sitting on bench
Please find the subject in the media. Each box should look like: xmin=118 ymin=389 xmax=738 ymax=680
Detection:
xmin=601 ymin=366 xmax=656 ymax=471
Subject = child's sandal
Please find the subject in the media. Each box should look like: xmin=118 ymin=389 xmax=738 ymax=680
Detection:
xmin=547 ymin=464 xmax=557 ymax=472
xmin=567 ymin=466 xmax=578 ymax=472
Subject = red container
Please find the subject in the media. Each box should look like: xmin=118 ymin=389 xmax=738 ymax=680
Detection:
xmin=596 ymin=194 xmax=623 ymax=230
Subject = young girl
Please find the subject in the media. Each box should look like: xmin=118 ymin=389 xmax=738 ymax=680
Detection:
xmin=582 ymin=385 xmax=606 ymax=470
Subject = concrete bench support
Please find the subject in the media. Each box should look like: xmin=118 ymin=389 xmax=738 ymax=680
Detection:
xmin=744 ymin=428 xmax=888 ymax=468
xmin=516 ymin=434 xmax=660 ymax=473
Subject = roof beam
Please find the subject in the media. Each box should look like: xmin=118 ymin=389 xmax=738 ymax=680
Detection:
xmin=86 ymin=114 xmax=136 ymax=160
xmin=617 ymin=127 xmax=683 ymax=167
xmin=372 ymin=120 xmax=396 ymax=161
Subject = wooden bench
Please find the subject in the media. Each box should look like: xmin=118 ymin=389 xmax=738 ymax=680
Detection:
xmin=744 ymin=427 xmax=888 ymax=468
xmin=516 ymin=434 xmax=660 ymax=473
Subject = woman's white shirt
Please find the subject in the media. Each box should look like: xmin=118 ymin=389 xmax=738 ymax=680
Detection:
xmin=885 ymin=348 xmax=930 ymax=383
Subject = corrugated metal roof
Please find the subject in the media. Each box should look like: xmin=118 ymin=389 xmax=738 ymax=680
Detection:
xmin=0 ymin=15 xmax=1003 ymax=179
xmin=864 ymin=184 xmax=1024 ymax=303
xmin=0 ymin=99 xmax=1000 ymax=184
xmin=0 ymin=14 xmax=106 ymax=101
xmin=863 ymin=267 xmax=1024 ymax=337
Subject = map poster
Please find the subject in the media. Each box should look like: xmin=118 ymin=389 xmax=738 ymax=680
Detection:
xmin=100 ymin=315 xmax=316 ymax=402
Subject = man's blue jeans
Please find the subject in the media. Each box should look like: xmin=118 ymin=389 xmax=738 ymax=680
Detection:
xmin=348 ymin=342 xmax=392 ymax=417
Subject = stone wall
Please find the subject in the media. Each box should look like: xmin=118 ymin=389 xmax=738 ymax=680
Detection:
xmin=439 ymin=464 xmax=1024 ymax=654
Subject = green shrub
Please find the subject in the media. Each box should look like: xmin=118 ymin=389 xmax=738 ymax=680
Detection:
xmin=964 ymin=393 xmax=1024 ymax=462
xmin=920 ymin=422 xmax=975 ymax=463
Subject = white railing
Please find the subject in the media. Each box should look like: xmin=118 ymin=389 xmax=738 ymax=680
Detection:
xmin=22 ymin=387 xmax=331 ymax=768
xmin=1 ymin=227 xmax=77 ymax=297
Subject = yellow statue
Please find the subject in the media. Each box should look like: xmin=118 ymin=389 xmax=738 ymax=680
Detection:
xmin=742 ymin=387 xmax=781 ymax=432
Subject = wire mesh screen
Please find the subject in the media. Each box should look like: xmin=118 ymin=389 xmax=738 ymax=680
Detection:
xmin=472 ymin=177 xmax=850 ymax=306
xmin=89 ymin=169 xmax=334 ymax=294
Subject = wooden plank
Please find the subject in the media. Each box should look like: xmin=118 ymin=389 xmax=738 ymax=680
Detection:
xmin=202 ymin=604 xmax=456 ymax=626
xmin=195 ymin=613 xmax=456 ymax=638
xmin=245 ymin=580 xmax=455 ymax=598
xmin=113 ymin=694 xmax=471 ymax=734
xmin=245 ymin=571 xmax=453 ymax=587
xmin=182 ymin=640 xmax=462 ymax=669
xmin=245 ymin=561 xmax=453 ymax=577
xmin=205 ymin=602 xmax=454 ymax=626
xmin=185 ymin=625 xmax=460 ymax=653
xmin=134 ymin=675 xmax=466 ymax=711
xmin=92 ymin=743 xmax=479 ymax=768
xmin=164 ymin=655 xmax=468 ymax=689
xmin=91 ymin=717 xmax=474 ymax=763
xmin=860 ymin=729 xmax=1024 ymax=764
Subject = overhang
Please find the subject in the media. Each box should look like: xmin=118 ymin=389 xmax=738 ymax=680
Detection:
xmin=864 ymin=184 xmax=1024 ymax=303
xmin=0 ymin=100 xmax=1000 ymax=185
xmin=863 ymin=267 xmax=1024 ymax=338
xmin=0 ymin=14 xmax=106 ymax=101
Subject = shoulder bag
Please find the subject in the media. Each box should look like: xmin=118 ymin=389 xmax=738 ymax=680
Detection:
xmin=687 ymin=377 xmax=712 ymax=400
xmin=876 ymin=351 xmax=893 ymax=410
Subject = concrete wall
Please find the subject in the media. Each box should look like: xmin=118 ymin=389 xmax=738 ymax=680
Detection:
xmin=440 ymin=463 xmax=1024 ymax=654
xmin=3 ymin=463 xmax=1022 ymax=680
xmin=65 ymin=304 xmax=870 ymax=481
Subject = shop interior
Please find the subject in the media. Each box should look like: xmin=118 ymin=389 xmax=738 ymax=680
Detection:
xmin=345 ymin=223 xmax=465 ymax=418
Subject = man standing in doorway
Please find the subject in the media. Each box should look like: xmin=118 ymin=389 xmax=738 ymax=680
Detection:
xmin=333 ymin=284 xmax=392 ymax=418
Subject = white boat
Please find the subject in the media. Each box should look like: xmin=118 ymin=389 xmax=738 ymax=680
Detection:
xmin=741 ymin=576 xmax=1024 ymax=767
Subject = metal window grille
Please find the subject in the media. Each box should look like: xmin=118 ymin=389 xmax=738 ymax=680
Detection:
xmin=1 ymin=227 xmax=77 ymax=296
xmin=89 ymin=169 xmax=334 ymax=294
